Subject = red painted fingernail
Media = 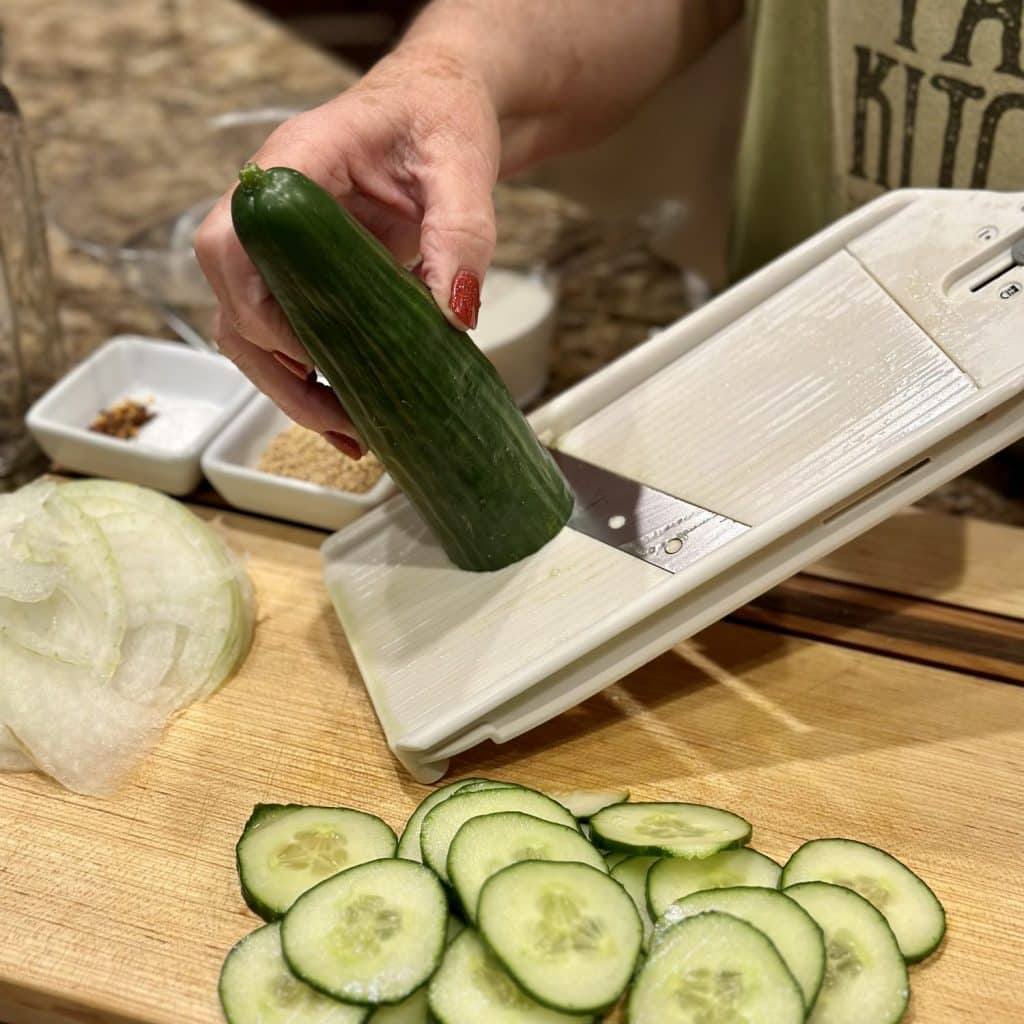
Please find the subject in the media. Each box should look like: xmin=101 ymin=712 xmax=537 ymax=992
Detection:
xmin=273 ymin=350 xmax=310 ymax=378
xmin=323 ymin=431 xmax=363 ymax=460
xmin=449 ymin=270 xmax=480 ymax=329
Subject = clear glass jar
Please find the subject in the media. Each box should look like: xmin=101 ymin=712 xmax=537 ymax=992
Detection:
xmin=0 ymin=27 xmax=65 ymax=480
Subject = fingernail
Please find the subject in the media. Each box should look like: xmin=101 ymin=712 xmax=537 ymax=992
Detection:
xmin=273 ymin=350 xmax=310 ymax=378
xmin=449 ymin=270 xmax=480 ymax=329
xmin=324 ymin=431 xmax=363 ymax=460
xmin=246 ymin=273 xmax=269 ymax=307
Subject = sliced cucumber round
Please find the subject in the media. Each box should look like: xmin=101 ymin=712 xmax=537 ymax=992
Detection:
xmin=646 ymin=848 xmax=781 ymax=918
xmin=420 ymin=787 xmax=579 ymax=883
xmin=629 ymin=910 xmax=805 ymax=1023
xmin=281 ymin=858 xmax=447 ymax=1006
xmin=609 ymin=856 xmax=660 ymax=950
xmin=219 ymin=922 xmax=369 ymax=1024
xmin=429 ymin=928 xmax=592 ymax=1024
xmin=651 ymin=887 xmax=825 ymax=1010
xmin=448 ymin=811 xmax=608 ymax=921
xmin=785 ymin=881 xmax=909 ymax=1024
xmin=551 ymin=788 xmax=630 ymax=821
xmin=237 ymin=806 xmax=397 ymax=920
xmin=604 ymin=851 xmax=629 ymax=870
xmin=367 ymin=987 xmax=430 ymax=1023
xmin=396 ymin=779 xmax=491 ymax=862
xmin=782 ymin=837 xmax=946 ymax=963
xmin=477 ymin=860 xmax=641 ymax=1014
xmin=589 ymin=802 xmax=751 ymax=859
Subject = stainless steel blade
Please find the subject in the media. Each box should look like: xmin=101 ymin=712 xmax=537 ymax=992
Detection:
xmin=550 ymin=449 xmax=750 ymax=573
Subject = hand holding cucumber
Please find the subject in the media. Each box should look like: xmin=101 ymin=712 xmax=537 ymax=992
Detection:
xmin=194 ymin=43 xmax=500 ymax=455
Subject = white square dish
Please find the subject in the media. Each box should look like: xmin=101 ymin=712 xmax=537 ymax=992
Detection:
xmin=25 ymin=336 xmax=255 ymax=495
xmin=201 ymin=394 xmax=397 ymax=531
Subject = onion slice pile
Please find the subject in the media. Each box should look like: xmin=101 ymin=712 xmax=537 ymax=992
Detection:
xmin=0 ymin=480 xmax=255 ymax=794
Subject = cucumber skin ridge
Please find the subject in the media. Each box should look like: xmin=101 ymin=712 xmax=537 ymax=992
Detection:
xmin=231 ymin=166 xmax=574 ymax=573
xmin=782 ymin=836 xmax=947 ymax=964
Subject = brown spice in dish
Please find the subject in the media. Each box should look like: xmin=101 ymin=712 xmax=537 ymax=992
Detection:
xmin=89 ymin=397 xmax=155 ymax=439
xmin=258 ymin=425 xmax=384 ymax=493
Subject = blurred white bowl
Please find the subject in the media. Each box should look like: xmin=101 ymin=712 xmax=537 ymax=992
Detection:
xmin=201 ymin=394 xmax=397 ymax=532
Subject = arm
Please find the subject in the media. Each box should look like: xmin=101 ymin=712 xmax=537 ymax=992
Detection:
xmin=194 ymin=0 xmax=740 ymax=449
xmin=406 ymin=0 xmax=742 ymax=173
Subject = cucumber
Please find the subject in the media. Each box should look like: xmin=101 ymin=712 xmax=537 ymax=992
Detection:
xmin=447 ymin=811 xmax=608 ymax=920
xmin=604 ymin=851 xmax=629 ymax=869
xmin=477 ymin=860 xmax=642 ymax=1014
xmin=781 ymin=838 xmax=946 ymax=963
xmin=609 ymin=857 xmax=659 ymax=950
xmin=231 ymin=165 xmax=573 ymax=573
xmin=646 ymin=848 xmax=781 ymax=918
xmin=241 ymin=803 xmax=297 ymax=834
xmin=429 ymin=927 xmax=592 ymax=1024
xmin=651 ymin=887 xmax=825 ymax=1010
xmin=237 ymin=806 xmax=397 ymax=920
xmin=455 ymin=780 xmax=523 ymax=794
xmin=628 ymin=911 xmax=805 ymax=1024
xmin=785 ymin=881 xmax=909 ymax=1024
xmin=367 ymin=987 xmax=430 ymax=1024
xmin=551 ymin=789 xmax=629 ymax=821
xmin=282 ymin=858 xmax=447 ymax=1006
xmin=219 ymin=922 xmax=369 ymax=1024
xmin=589 ymin=802 xmax=751 ymax=859
xmin=396 ymin=779 xmax=492 ymax=862
xmin=420 ymin=787 xmax=579 ymax=883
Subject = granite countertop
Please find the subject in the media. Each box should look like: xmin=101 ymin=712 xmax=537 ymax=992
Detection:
xmin=5 ymin=0 xmax=1021 ymax=522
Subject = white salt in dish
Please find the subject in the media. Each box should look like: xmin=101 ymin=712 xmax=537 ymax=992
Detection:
xmin=26 ymin=336 xmax=254 ymax=495
xmin=470 ymin=267 xmax=556 ymax=406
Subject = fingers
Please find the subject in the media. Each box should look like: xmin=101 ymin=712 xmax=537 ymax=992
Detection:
xmin=416 ymin=157 xmax=497 ymax=330
xmin=214 ymin=313 xmax=363 ymax=455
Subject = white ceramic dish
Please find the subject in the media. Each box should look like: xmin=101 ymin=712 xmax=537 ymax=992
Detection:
xmin=26 ymin=336 xmax=254 ymax=495
xmin=201 ymin=394 xmax=397 ymax=531
xmin=471 ymin=268 xmax=556 ymax=406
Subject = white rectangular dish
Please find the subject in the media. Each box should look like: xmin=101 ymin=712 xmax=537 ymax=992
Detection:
xmin=201 ymin=393 xmax=396 ymax=531
xmin=25 ymin=336 xmax=254 ymax=495
xmin=322 ymin=188 xmax=1024 ymax=782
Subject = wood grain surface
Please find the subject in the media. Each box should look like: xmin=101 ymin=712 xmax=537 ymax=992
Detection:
xmin=0 ymin=507 xmax=1021 ymax=1023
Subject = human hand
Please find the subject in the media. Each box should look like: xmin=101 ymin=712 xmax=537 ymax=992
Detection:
xmin=194 ymin=44 xmax=500 ymax=456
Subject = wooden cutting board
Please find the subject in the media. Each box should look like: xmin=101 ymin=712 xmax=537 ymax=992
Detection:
xmin=0 ymin=506 xmax=1021 ymax=1023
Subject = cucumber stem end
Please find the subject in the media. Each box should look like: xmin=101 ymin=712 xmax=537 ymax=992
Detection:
xmin=238 ymin=162 xmax=267 ymax=195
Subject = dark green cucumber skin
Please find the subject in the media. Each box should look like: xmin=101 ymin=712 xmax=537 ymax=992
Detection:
xmin=231 ymin=166 xmax=574 ymax=572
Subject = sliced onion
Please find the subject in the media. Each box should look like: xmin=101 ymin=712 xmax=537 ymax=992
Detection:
xmin=0 ymin=479 xmax=255 ymax=795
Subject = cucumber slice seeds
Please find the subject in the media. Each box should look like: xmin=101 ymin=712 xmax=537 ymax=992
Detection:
xmin=646 ymin=847 xmax=781 ymax=918
xmin=652 ymin=886 xmax=825 ymax=1010
xmin=448 ymin=811 xmax=607 ymax=921
xmin=590 ymin=802 xmax=752 ymax=859
xmin=477 ymin=860 xmax=642 ymax=1014
xmin=629 ymin=911 xmax=805 ymax=1024
xmin=281 ymin=859 xmax=447 ymax=1006
xmin=237 ymin=806 xmax=397 ymax=920
xmin=219 ymin=922 xmax=369 ymax=1024
xmin=782 ymin=837 xmax=946 ymax=963
xmin=786 ymin=881 xmax=910 ymax=1024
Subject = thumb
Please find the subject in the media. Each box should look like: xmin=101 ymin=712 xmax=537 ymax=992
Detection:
xmin=416 ymin=164 xmax=496 ymax=330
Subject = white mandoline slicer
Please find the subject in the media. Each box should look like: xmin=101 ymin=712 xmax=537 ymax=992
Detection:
xmin=322 ymin=189 xmax=1024 ymax=782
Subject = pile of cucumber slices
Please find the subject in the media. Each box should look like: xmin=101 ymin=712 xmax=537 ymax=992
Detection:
xmin=219 ymin=780 xmax=945 ymax=1023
